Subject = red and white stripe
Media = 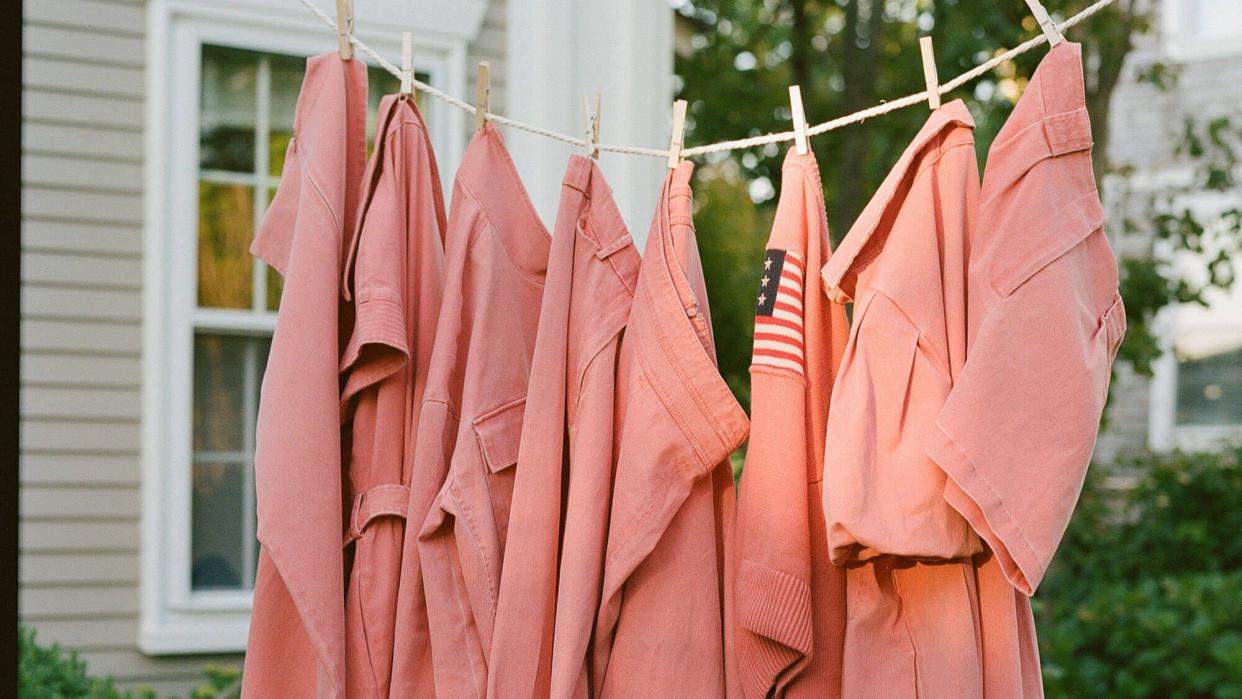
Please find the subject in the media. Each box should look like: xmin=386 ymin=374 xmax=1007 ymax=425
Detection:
xmin=753 ymin=250 xmax=805 ymax=374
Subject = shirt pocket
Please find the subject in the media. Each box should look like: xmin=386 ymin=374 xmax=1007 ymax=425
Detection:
xmin=989 ymin=187 xmax=1107 ymax=298
xmin=472 ymin=396 xmax=526 ymax=546
xmin=825 ymin=288 xmax=978 ymax=562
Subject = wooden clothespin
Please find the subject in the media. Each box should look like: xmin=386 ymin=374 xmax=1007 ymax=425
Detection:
xmin=582 ymin=94 xmax=601 ymax=159
xmin=919 ymin=36 xmax=941 ymax=110
xmin=1023 ymin=0 xmax=1064 ymax=46
xmin=474 ymin=62 xmax=491 ymax=132
xmin=788 ymin=86 xmax=809 ymax=155
xmin=335 ymin=0 xmax=353 ymax=60
xmin=400 ymin=32 xmax=414 ymax=97
xmin=667 ymin=99 xmax=688 ymax=169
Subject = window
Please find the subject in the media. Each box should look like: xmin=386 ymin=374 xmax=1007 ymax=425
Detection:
xmin=1149 ymin=192 xmax=1242 ymax=452
xmin=143 ymin=0 xmax=484 ymax=654
xmin=191 ymin=45 xmax=403 ymax=594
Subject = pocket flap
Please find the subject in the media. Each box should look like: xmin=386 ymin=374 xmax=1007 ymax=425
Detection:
xmin=991 ymin=188 xmax=1105 ymax=298
xmin=472 ymin=397 xmax=526 ymax=473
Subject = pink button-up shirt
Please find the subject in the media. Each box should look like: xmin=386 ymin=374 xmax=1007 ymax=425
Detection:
xmin=390 ymin=123 xmax=551 ymax=698
xmin=593 ymin=161 xmax=750 ymax=698
xmin=244 ymin=54 xmax=368 ymax=699
xmin=734 ymin=149 xmax=849 ymax=698
xmin=820 ymin=42 xmax=1124 ymax=698
xmin=339 ymin=94 xmax=446 ymax=699
xmin=928 ymin=41 xmax=1125 ymax=696
xmin=488 ymin=155 xmax=640 ymax=698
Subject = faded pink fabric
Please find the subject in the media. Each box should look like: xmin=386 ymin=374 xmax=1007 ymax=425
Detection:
xmin=244 ymin=54 xmax=368 ymax=699
xmin=392 ymin=122 xmax=550 ymax=698
xmin=488 ymin=155 xmax=640 ymax=699
xmin=734 ymin=150 xmax=848 ymax=698
xmin=339 ymin=94 xmax=445 ymax=699
xmin=593 ymin=161 xmax=750 ymax=698
xmin=819 ymin=42 xmax=1124 ymax=698
xmin=929 ymin=42 xmax=1125 ymax=696
xmin=820 ymin=97 xmax=988 ymax=699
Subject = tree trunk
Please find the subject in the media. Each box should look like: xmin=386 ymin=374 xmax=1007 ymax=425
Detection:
xmin=832 ymin=0 xmax=886 ymax=240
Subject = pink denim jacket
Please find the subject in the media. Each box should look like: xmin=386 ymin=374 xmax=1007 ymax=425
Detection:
xmin=593 ymin=161 xmax=750 ymax=698
xmin=488 ymin=155 xmax=640 ymax=698
xmin=391 ymin=123 xmax=551 ymax=698
xmin=339 ymin=94 xmax=446 ymax=699
xmin=243 ymin=54 xmax=368 ymax=699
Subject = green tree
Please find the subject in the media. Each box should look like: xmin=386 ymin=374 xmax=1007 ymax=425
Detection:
xmin=673 ymin=0 xmax=1239 ymax=411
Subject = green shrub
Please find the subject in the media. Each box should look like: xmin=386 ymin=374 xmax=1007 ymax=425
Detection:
xmin=19 ymin=627 xmax=154 ymax=699
xmin=1038 ymin=447 xmax=1242 ymax=698
xmin=19 ymin=627 xmax=239 ymax=699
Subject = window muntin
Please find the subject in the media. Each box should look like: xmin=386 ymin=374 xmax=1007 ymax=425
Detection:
xmin=189 ymin=44 xmax=402 ymax=593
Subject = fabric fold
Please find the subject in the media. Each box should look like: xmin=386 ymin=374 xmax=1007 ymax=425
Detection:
xmin=243 ymin=53 xmax=369 ymax=699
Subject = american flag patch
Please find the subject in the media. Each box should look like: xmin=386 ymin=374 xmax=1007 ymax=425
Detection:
xmin=753 ymin=249 xmax=806 ymax=374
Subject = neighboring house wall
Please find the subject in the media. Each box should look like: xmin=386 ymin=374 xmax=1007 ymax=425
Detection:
xmin=1097 ymin=0 xmax=1242 ymax=463
xmin=19 ymin=0 xmax=503 ymax=693
xmin=20 ymin=0 xmax=235 ymax=694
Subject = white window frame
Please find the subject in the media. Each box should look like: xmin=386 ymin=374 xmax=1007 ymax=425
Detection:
xmin=1147 ymin=185 xmax=1242 ymax=452
xmin=1162 ymin=0 xmax=1242 ymax=62
xmin=141 ymin=0 xmax=484 ymax=656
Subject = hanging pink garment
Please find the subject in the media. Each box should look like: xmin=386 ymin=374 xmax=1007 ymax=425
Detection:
xmin=819 ymin=98 xmax=984 ymax=698
xmin=593 ymin=161 xmax=750 ymax=698
xmin=487 ymin=155 xmax=640 ymax=699
xmin=339 ymin=94 xmax=446 ymax=699
xmin=734 ymin=149 xmax=849 ymax=698
xmin=389 ymin=122 xmax=551 ymax=698
xmin=818 ymin=42 xmax=1125 ymax=699
xmin=243 ymin=54 xmax=367 ymax=699
xmin=927 ymin=42 xmax=1125 ymax=697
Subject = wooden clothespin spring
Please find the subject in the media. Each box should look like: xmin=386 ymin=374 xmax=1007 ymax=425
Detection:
xmin=335 ymin=0 xmax=354 ymax=60
xmin=667 ymin=99 xmax=688 ymax=169
xmin=582 ymin=94 xmax=601 ymax=159
xmin=788 ymin=86 xmax=809 ymax=155
xmin=475 ymin=62 xmax=491 ymax=132
xmin=400 ymin=32 xmax=414 ymax=97
xmin=919 ymin=36 xmax=941 ymax=110
xmin=1023 ymin=0 xmax=1065 ymax=46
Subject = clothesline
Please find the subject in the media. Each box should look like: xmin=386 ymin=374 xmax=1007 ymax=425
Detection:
xmin=297 ymin=0 xmax=1118 ymax=159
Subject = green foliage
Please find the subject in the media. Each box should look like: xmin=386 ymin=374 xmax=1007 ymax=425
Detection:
xmin=675 ymin=1 xmax=1240 ymax=418
xmin=18 ymin=627 xmax=240 ymax=699
xmin=1038 ymin=448 xmax=1242 ymax=697
xmin=19 ymin=627 xmax=155 ymax=699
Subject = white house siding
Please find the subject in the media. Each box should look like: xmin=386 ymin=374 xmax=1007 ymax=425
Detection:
xmin=20 ymin=0 xmax=507 ymax=693
xmin=1096 ymin=24 xmax=1242 ymax=463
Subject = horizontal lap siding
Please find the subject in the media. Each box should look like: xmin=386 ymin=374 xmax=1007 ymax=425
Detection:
xmin=20 ymin=0 xmax=510 ymax=693
xmin=19 ymin=0 xmax=229 ymax=691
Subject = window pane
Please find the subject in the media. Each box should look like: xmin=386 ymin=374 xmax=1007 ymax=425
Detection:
xmin=1177 ymin=345 xmax=1242 ymax=425
xmin=198 ymin=181 xmax=254 ymax=309
xmin=200 ymin=46 xmax=257 ymax=172
xmin=193 ymin=334 xmax=248 ymax=452
xmin=269 ymin=54 xmax=305 ymax=177
xmin=192 ymin=461 xmax=246 ymax=590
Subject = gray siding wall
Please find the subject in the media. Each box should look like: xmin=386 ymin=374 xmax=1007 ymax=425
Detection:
xmin=20 ymin=0 xmax=506 ymax=694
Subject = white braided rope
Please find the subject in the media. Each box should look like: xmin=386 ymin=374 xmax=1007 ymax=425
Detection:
xmin=299 ymin=0 xmax=1118 ymax=159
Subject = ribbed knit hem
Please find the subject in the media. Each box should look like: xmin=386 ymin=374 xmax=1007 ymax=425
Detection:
xmin=736 ymin=559 xmax=813 ymax=697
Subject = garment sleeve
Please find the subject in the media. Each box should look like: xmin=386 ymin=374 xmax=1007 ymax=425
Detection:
xmin=926 ymin=231 xmax=1126 ymax=596
xmin=735 ymin=370 xmax=813 ymax=695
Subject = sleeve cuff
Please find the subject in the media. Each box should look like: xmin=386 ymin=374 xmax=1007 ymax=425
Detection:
xmin=339 ymin=296 xmax=409 ymax=407
xmin=735 ymin=559 xmax=813 ymax=695
xmin=926 ymin=424 xmax=1045 ymax=596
